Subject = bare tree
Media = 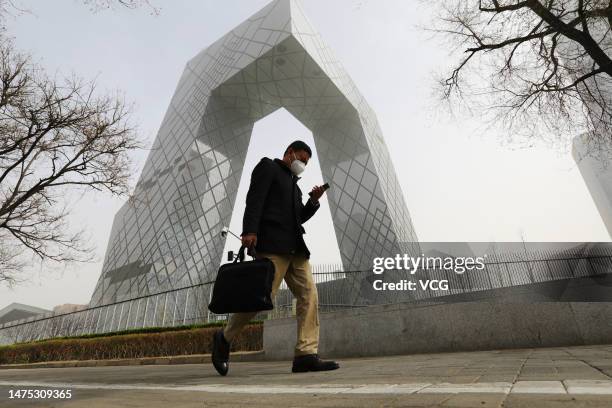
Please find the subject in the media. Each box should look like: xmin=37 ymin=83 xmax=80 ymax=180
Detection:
xmin=0 ymin=238 xmax=24 ymax=286
xmin=430 ymin=0 xmax=612 ymax=159
xmin=0 ymin=0 xmax=156 ymax=287
xmin=0 ymin=39 xmax=140 ymax=285
xmin=0 ymin=0 xmax=160 ymax=32
xmin=81 ymin=0 xmax=159 ymax=15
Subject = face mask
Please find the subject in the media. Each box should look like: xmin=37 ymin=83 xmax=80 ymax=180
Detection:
xmin=290 ymin=152 xmax=306 ymax=176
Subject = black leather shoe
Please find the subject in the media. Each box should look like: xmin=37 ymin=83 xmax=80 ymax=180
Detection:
xmin=211 ymin=330 xmax=230 ymax=376
xmin=292 ymin=353 xmax=340 ymax=373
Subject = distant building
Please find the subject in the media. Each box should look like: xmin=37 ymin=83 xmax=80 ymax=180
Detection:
xmin=0 ymin=303 xmax=51 ymax=325
xmin=573 ymin=134 xmax=612 ymax=239
xmin=52 ymin=304 xmax=89 ymax=314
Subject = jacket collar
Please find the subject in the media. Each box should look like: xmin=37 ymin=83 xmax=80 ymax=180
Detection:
xmin=274 ymin=158 xmax=301 ymax=181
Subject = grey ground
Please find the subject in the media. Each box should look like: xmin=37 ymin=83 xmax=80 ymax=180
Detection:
xmin=1 ymin=344 xmax=612 ymax=407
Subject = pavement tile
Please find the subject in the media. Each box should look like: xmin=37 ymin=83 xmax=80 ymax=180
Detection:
xmin=341 ymin=383 xmax=430 ymax=394
xmin=564 ymin=380 xmax=612 ymax=395
xmin=503 ymin=394 xmax=612 ymax=408
xmin=511 ymin=381 xmax=567 ymax=394
xmin=441 ymin=393 xmax=507 ymax=407
xmin=476 ymin=375 xmax=517 ymax=383
xmin=418 ymin=382 xmax=512 ymax=394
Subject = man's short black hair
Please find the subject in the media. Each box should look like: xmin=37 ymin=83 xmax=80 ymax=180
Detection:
xmin=284 ymin=140 xmax=312 ymax=158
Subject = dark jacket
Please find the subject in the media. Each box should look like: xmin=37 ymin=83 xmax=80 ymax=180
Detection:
xmin=242 ymin=157 xmax=320 ymax=258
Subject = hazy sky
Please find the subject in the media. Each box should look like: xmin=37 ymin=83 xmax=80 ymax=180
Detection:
xmin=1 ymin=0 xmax=610 ymax=311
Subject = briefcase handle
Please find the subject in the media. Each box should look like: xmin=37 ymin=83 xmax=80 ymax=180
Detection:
xmin=235 ymin=245 xmax=257 ymax=263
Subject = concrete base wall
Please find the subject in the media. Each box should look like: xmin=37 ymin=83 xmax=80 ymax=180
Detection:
xmin=263 ymin=302 xmax=612 ymax=360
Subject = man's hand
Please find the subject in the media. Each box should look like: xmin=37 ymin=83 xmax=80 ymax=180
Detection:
xmin=309 ymin=185 xmax=327 ymax=203
xmin=241 ymin=233 xmax=257 ymax=251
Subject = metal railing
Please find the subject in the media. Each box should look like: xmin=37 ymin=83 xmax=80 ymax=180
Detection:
xmin=1 ymin=245 xmax=612 ymax=346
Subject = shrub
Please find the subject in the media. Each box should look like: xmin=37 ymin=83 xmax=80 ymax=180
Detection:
xmin=0 ymin=323 xmax=262 ymax=365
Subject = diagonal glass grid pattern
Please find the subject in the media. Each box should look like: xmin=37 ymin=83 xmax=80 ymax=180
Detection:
xmin=88 ymin=0 xmax=419 ymax=307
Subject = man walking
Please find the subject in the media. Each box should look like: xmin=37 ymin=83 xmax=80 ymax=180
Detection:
xmin=211 ymin=140 xmax=340 ymax=376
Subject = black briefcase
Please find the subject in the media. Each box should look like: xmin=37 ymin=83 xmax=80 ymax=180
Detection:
xmin=208 ymin=246 xmax=275 ymax=314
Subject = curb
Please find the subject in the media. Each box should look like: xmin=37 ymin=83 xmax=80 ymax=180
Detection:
xmin=0 ymin=350 xmax=266 ymax=370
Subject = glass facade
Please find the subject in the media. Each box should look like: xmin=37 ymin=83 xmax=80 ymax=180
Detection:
xmin=88 ymin=0 xmax=420 ymax=307
xmin=573 ymin=134 xmax=612 ymax=239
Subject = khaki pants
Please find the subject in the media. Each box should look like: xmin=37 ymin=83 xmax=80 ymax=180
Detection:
xmin=223 ymin=251 xmax=320 ymax=356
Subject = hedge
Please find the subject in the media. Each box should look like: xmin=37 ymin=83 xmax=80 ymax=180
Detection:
xmin=17 ymin=320 xmax=260 ymax=344
xmin=0 ymin=322 xmax=262 ymax=365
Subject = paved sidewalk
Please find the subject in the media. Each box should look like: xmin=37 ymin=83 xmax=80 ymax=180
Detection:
xmin=1 ymin=344 xmax=612 ymax=407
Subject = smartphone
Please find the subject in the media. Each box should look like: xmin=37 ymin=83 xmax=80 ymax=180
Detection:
xmin=309 ymin=182 xmax=330 ymax=197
